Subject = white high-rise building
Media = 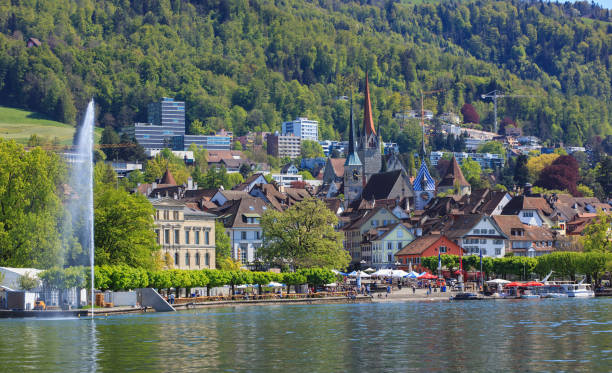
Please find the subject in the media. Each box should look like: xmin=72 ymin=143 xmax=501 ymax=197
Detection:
xmin=282 ymin=117 xmax=319 ymax=141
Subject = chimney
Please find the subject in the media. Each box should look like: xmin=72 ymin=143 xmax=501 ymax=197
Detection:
xmin=152 ymin=181 xmax=157 ymax=189
xmin=188 ymin=177 xmax=193 ymax=190
xmin=194 ymin=182 xmax=198 ymax=190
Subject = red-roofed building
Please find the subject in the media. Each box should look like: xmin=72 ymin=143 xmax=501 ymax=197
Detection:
xmin=395 ymin=234 xmax=463 ymax=272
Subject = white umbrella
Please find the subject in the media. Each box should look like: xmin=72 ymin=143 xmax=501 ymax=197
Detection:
xmin=391 ymin=270 xmax=409 ymax=278
xmin=407 ymin=271 xmax=420 ymax=278
xmin=363 ymin=267 xmax=376 ymax=273
xmin=371 ymin=269 xmax=393 ymax=277
xmin=357 ymin=271 xmax=371 ymax=278
xmin=486 ymin=279 xmax=510 ymax=284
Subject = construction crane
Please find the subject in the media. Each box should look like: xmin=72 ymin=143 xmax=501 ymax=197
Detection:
xmin=481 ymin=90 xmax=534 ymax=134
xmin=420 ymin=89 xmax=444 ymax=155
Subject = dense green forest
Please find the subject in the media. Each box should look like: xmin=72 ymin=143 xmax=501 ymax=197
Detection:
xmin=0 ymin=0 xmax=610 ymax=151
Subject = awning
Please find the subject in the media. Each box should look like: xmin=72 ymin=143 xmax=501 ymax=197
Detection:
xmin=243 ymin=213 xmax=261 ymax=218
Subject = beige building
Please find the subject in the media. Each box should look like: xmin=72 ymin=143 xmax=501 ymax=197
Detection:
xmin=151 ymin=198 xmax=216 ymax=270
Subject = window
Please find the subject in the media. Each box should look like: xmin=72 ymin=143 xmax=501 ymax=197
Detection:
xmin=387 ymin=254 xmax=392 ymax=262
xmin=482 ymin=249 xmax=487 ymax=255
xmin=241 ymin=231 xmax=247 ymax=240
xmin=480 ymin=239 xmax=487 ymax=244
xmin=494 ymin=239 xmax=503 ymax=245
xmin=523 ymin=211 xmax=534 ymax=217
xmin=155 ymin=229 xmax=160 ymax=243
xmin=195 ymin=231 xmax=200 ymax=245
xmin=256 ymin=231 xmax=260 ymax=240
xmin=397 ymin=242 xmax=403 ymax=250
xmin=173 ymin=211 xmax=179 ymax=220
xmin=165 ymin=230 xmax=170 ymax=244
xmin=387 ymin=242 xmax=392 ymax=250
xmin=241 ymin=250 xmax=248 ymax=264
xmin=439 ymin=246 xmax=447 ymax=253
xmin=397 ymin=230 xmax=403 ymax=238
xmin=473 ymin=229 xmax=480 ymax=234
xmin=185 ymin=253 xmax=190 ymax=267
xmin=174 ymin=230 xmax=180 ymax=244
xmin=372 ymin=220 xmax=378 ymax=227
xmin=195 ymin=253 xmax=200 ymax=266
xmin=488 ymin=229 xmax=495 ymax=234
xmin=205 ymin=253 xmax=210 ymax=266
xmin=185 ymin=230 xmax=190 ymax=244
xmin=174 ymin=253 xmax=179 ymax=266
xmin=495 ymin=248 xmax=501 ymax=255
xmin=205 ymin=231 xmax=210 ymax=244
xmin=164 ymin=210 xmax=169 ymax=220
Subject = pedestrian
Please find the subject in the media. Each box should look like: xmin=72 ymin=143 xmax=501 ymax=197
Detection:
xmin=412 ymin=285 xmax=416 ymax=294
xmin=169 ymin=293 xmax=175 ymax=304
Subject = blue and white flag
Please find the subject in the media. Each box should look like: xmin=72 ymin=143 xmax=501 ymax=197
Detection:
xmin=438 ymin=252 xmax=441 ymax=270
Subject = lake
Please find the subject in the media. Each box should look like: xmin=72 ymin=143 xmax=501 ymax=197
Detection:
xmin=1 ymin=298 xmax=611 ymax=372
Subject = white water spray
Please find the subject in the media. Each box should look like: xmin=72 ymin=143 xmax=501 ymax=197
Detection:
xmin=70 ymin=100 xmax=95 ymax=318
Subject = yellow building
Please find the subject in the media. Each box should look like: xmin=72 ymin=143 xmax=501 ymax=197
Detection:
xmin=151 ymin=197 xmax=216 ymax=270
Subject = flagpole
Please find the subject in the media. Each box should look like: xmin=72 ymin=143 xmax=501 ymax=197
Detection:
xmin=479 ymin=248 xmax=483 ymax=293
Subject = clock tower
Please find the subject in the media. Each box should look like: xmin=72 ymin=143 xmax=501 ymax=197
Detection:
xmin=344 ymin=95 xmax=363 ymax=204
xmin=413 ymin=158 xmax=435 ymax=210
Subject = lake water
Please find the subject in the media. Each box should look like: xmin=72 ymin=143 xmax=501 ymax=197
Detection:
xmin=1 ymin=298 xmax=611 ymax=372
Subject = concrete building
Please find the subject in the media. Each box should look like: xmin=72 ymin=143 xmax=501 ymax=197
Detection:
xmin=267 ymin=133 xmax=301 ymax=158
xmin=148 ymin=97 xmax=185 ymax=132
xmin=271 ymin=173 xmax=303 ymax=187
xmin=282 ymin=117 xmax=319 ymax=141
xmin=430 ymin=151 xmax=505 ymax=170
xmin=151 ymin=198 xmax=216 ymax=270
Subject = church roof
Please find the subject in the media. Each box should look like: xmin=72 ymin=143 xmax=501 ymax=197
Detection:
xmin=413 ymin=159 xmax=435 ymax=191
xmin=438 ymin=156 xmax=470 ymax=188
xmin=160 ymin=169 xmax=177 ymax=186
xmin=362 ymin=170 xmax=410 ymax=201
xmin=345 ymin=93 xmax=362 ymax=166
xmin=363 ymin=75 xmax=376 ymax=136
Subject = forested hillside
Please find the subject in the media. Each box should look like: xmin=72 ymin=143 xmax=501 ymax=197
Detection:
xmin=0 ymin=0 xmax=610 ymax=152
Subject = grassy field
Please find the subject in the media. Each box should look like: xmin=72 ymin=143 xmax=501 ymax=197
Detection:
xmin=0 ymin=106 xmax=102 ymax=145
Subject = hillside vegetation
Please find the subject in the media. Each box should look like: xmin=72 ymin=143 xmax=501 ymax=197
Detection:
xmin=0 ymin=0 xmax=610 ymax=152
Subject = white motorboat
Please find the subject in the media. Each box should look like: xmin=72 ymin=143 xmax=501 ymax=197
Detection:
xmin=559 ymin=282 xmax=595 ymax=297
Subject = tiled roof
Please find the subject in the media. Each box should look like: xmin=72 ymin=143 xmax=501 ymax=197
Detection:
xmin=160 ymin=169 xmax=177 ymax=186
xmin=502 ymin=196 xmax=553 ymax=215
xmin=437 ymin=156 xmax=470 ymax=188
xmin=361 ymin=170 xmax=412 ymax=200
xmin=395 ymin=234 xmax=444 ymax=256
xmin=330 ymin=158 xmax=345 ymax=178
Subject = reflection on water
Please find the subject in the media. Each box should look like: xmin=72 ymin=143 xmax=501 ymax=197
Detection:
xmin=1 ymin=298 xmax=611 ymax=372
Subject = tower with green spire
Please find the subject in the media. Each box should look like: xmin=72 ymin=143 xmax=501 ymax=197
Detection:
xmin=344 ymin=94 xmax=363 ymax=204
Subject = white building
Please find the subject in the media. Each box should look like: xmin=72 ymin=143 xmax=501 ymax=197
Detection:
xmin=282 ymin=117 xmax=319 ymax=141
xmin=447 ymin=215 xmax=508 ymax=258
xmin=271 ymin=173 xmax=303 ymax=187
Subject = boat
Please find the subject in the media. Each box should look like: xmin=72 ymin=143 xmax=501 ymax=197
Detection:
xmin=450 ymin=292 xmax=481 ymax=300
xmin=541 ymin=292 xmax=568 ymax=298
xmin=559 ymin=281 xmax=595 ymax=297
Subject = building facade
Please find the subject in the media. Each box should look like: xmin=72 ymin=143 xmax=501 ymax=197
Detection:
xmin=151 ymin=198 xmax=216 ymax=270
xmin=282 ymin=117 xmax=319 ymax=141
xmin=267 ymin=133 xmax=301 ymax=158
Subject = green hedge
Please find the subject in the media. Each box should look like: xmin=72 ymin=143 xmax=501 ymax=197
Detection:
xmin=39 ymin=266 xmax=337 ymax=292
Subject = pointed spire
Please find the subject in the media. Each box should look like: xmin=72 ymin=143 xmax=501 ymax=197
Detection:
xmin=345 ymin=93 xmax=362 ymax=166
xmin=363 ymin=74 xmax=376 ymax=137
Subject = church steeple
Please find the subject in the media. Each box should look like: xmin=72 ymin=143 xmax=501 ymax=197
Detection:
xmin=345 ymin=93 xmax=361 ymax=167
xmin=363 ymin=74 xmax=376 ymax=137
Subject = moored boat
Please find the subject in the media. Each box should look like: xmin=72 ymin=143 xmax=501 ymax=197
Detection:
xmin=559 ymin=282 xmax=594 ymax=297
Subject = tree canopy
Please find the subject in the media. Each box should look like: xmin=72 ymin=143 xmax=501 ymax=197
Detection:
xmin=260 ymin=198 xmax=349 ymax=269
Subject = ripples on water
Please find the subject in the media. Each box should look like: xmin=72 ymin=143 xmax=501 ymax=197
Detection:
xmin=1 ymin=298 xmax=611 ymax=372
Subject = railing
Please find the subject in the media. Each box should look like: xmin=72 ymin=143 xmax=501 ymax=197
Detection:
xmin=172 ymin=291 xmax=358 ymax=304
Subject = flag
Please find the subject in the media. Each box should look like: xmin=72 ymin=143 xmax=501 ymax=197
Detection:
xmin=438 ymin=252 xmax=441 ymax=270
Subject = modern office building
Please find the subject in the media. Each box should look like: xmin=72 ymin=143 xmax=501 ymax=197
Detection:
xmin=430 ymin=151 xmax=505 ymax=170
xmin=282 ymin=117 xmax=319 ymax=141
xmin=148 ymin=97 xmax=185 ymax=135
xmin=124 ymin=98 xmax=230 ymax=152
xmin=267 ymin=133 xmax=301 ymax=158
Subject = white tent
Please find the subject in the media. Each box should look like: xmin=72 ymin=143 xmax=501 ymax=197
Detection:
xmin=266 ymin=282 xmax=285 ymax=287
xmin=363 ymin=268 xmax=376 ymax=273
xmin=406 ymin=271 xmax=420 ymax=279
xmin=349 ymin=271 xmax=371 ymax=278
xmin=370 ymin=269 xmax=393 ymax=277
xmin=391 ymin=270 xmax=410 ymax=278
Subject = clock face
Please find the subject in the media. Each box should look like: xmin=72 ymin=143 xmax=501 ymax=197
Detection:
xmin=421 ymin=192 xmax=430 ymax=200
xmin=352 ymin=169 xmax=360 ymax=181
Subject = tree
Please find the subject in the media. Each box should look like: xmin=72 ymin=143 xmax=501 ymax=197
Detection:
xmin=514 ymin=154 xmax=529 ymax=187
xmin=299 ymin=170 xmax=314 ymax=180
xmin=239 ymin=163 xmax=252 ymax=179
xmin=0 ymin=140 xmax=66 ymax=268
xmin=581 ymin=212 xmax=612 ymax=253
xmin=477 ymin=141 xmax=506 ymax=158
xmin=460 ymin=157 xmax=481 ymax=185
xmin=526 ymin=153 xmax=560 ymax=182
xmin=536 ymin=155 xmax=580 ymax=195
xmin=301 ymin=140 xmax=324 ymax=158
xmin=298 ymin=268 xmax=336 ymax=288
xmin=260 ymin=198 xmax=349 ymax=269
xmin=18 ymin=271 xmax=40 ymax=291
xmin=595 ymin=156 xmax=612 ymax=198
xmin=460 ymin=103 xmax=479 ymax=124
xmin=215 ymin=221 xmax=231 ymax=262
xmin=233 ymin=141 xmax=243 ymax=150
xmin=94 ymin=186 xmax=160 ymax=270
xmin=100 ymin=126 xmax=121 ymax=160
